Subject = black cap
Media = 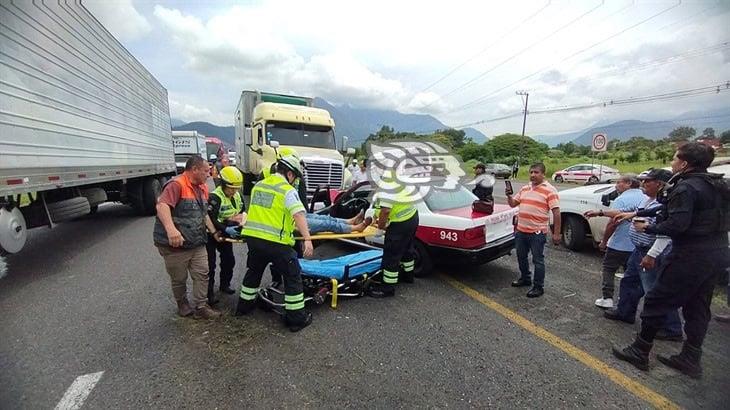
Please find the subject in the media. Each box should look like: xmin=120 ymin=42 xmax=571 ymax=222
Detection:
xmin=474 ymin=163 xmax=486 ymax=170
xmin=638 ymin=168 xmax=672 ymax=183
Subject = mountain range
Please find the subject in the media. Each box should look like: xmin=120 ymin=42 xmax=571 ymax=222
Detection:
xmin=171 ymin=97 xmax=488 ymax=148
xmin=534 ymin=107 xmax=730 ymax=147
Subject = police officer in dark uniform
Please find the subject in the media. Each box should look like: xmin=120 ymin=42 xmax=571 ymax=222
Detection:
xmin=612 ymin=142 xmax=730 ymax=379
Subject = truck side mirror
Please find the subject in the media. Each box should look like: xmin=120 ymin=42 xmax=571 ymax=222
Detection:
xmin=340 ymin=136 xmax=349 ymax=152
xmin=270 ymin=140 xmax=280 ymax=149
xmin=244 ymin=127 xmax=252 ymax=146
xmin=257 ymin=127 xmax=264 ymax=146
xmin=346 ymin=148 xmax=356 ymax=156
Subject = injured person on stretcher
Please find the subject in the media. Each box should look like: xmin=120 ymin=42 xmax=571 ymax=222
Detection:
xmin=305 ymin=210 xmax=372 ymax=234
xmin=225 ymin=210 xmax=374 ymax=240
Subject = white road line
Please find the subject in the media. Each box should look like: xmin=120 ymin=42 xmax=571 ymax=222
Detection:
xmin=54 ymin=371 xmax=104 ymax=410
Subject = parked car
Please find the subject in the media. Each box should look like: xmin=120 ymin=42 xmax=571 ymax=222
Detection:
xmin=322 ymin=181 xmax=518 ymax=277
xmin=552 ymin=164 xmax=619 ymax=184
xmin=557 ymin=161 xmax=729 ymax=251
xmin=485 ymin=163 xmax=512 ymax=179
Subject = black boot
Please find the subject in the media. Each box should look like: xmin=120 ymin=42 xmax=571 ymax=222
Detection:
xmin=612 ymin=335 xmax=653 ymax=371
xmin=400 ymin=269 xmax=415 ymax=284
xmin=368 ymin=282 xmax=395 ymax=298
xmin=657 ymin=342 xmax=702 ymax=379
xmin=234 ymin=298 xmax=255 ymax=316
xmin=207 ymin=281 xmax=219 ymax=306
xmin=285 ymin=310 xmax=313 ymax=332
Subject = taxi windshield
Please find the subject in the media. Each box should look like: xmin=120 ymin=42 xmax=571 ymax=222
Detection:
xmin=424 ymin=185 xmax=476 ymax=211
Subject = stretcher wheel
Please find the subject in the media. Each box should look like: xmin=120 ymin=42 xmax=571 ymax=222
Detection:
xmin=313 ymin=287 xmax=328 ymax=305
xmin=257 ymin=290 xmax=273 ymax=312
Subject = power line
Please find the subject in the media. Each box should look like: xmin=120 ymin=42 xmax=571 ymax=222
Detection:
xmin=420 ymin=0 xmax=606 ymax=109
xmin=417 ymin=1 xmax=552 ymax=93
xmin=450 ymin=81 xmax=730 ymax=129
xmin=534 ymin=113 xmax=730 ymax=137
xmin=451 ymin=0 xmax=682 ymax=113
xmin=526 ymin=41 xmax=730 ymax=95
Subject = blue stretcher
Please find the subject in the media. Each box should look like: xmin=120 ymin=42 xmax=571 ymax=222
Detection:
xmin=258 ymin=250 xmax=383 ymax=310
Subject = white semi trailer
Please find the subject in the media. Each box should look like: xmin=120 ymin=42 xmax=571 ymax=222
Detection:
xmin=0 ymin=1 xmax=176 ymax=255
xmin=173 ymin=131 xmax=207 ymax=173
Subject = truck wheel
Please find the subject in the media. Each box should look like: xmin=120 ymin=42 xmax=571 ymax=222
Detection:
xmin=0 ymin=207 xmax=27 ymax=254
xmin=562 ymin=215 xmax=587 ymax=251
xmin=47 ymin=197 xmax=91 ymax=223
xmin=413 ymin=240 xmax=433 ymax=278
xmin=127 ymin=181 xmax=145 ymax=215
xmin=142 ymin=177 xmax=162 ymax=216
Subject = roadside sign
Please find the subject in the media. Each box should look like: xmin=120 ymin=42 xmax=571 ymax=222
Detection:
xmin=592 ymin=133 xmax=608 ymax=152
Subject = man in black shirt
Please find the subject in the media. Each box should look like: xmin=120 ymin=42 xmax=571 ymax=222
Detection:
xmin=612 ymin=142 xmax=730 ymax=379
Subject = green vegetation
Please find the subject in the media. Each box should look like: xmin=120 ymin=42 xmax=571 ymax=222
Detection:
xmin=358 ymin=125 xmax=729 ymax=181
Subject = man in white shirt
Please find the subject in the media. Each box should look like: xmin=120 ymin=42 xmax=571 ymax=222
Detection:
xmin=352 ymin=159 xmax=369 ymax=185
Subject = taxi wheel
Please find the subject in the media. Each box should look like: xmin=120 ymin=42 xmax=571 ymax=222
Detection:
xmin=554 ymin=175 xmax=564 ymax=183
xmin=413 ymin=241 xmax=433 ymax=278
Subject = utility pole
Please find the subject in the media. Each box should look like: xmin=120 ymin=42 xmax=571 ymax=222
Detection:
xmin=516 ymin=90 xmax=529 ymax=137
xmin=516 ymin=90 xmax=529 ymax=171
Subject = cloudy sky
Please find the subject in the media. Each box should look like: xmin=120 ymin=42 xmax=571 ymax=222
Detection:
xmin=85 ymin=0 xmax=730 ymax=137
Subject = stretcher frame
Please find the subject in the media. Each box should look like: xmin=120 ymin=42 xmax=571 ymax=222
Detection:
xmin=224 ymin=225 xmax=378 ymax=243
xmin=257 ymin=252 xmax=383 ymax=311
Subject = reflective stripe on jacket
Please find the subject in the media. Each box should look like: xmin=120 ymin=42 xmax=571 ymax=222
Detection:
xmin=153 ymin=173 xmax=208 ymax=248
xmin=243 ymin=173 xmax=301 ymax=246
xmin=210 ymin=186 xmax=243 ymax=224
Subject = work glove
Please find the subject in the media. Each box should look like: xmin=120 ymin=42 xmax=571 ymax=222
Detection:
xmin=225 ymin=226 xmax=240 ymax=238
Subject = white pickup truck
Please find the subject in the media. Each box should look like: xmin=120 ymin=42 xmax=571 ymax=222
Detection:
xmin=558 ymin=160 xmax=730 ymax=251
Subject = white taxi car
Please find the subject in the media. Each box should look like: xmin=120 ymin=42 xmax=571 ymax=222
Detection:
xmin=325 ymin=182 xmax=518 ymax=277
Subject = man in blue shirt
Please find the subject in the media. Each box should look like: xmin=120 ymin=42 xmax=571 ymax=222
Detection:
xmin=585 ymin=174 xmax=647 ymax=309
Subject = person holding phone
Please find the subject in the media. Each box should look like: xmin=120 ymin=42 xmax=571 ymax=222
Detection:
xmin=612 ymin=142 xmax=730 ymax=379
xmin=506 ymin=163 xmax=561 ymax=298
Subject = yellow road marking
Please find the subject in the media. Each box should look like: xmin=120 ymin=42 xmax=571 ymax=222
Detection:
xmin=441 ymin=275 xmax=680 ymax=410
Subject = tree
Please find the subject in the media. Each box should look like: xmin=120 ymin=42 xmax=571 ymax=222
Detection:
xmin=702 ymin=127 xmax=715 ymax=138
xmin=458 ymin=142 xmax=492 ymax=162
xmin=626 ymin=151 xmax=641 ymax=163
xmin=485 ymin=133 xmax=548 ymax=163
xmin=667 ymin=126 xmax=695 ymax=142
xmin=721 ymin=129 xmax=730 ymax=144
xmin=434 ymin=128 xmax=469 ymax=149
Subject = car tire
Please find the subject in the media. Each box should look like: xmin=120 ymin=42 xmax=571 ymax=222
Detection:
xmin=413 ymin=240 xmax=433 ymax=278
xmin=587 ymin=176 xmax=599 ymax=184
xmin=555 ymin=175 xmax=564 ymax=183
xmin=562 ymin=215 xmax=587 ymax=251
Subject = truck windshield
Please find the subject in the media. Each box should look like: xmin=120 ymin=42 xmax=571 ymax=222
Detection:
xmin=206 ymin=143 xmax=219 ymax=159
xmin=424 ymin=185 xmax=476 ymax=211
xmin=266 ymin=121 xmax=335 ymax=150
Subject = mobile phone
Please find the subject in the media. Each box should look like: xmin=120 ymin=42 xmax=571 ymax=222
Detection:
xmin=505 ymin=180 xmax=514 ymax=196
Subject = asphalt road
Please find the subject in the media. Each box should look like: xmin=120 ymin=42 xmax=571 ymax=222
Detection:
xmin=1 ymin=184 xmax=729 ymax=409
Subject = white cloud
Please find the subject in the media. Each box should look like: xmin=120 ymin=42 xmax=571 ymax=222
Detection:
xmin=169 ymin=94 xmax=229 ymax=125
xmin=84 ymin=0 xmax=151 ymax=42
xmin=151 ymin=4 xmax=447 ymax=112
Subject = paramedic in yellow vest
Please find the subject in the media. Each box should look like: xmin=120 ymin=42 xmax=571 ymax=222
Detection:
xmin=235 ymin=155 xmax=314 ymax=332
xmin=206 ymin=166 xmax=246 ymax=305
xmin=369 ymin=175 xmax=419 ymax=298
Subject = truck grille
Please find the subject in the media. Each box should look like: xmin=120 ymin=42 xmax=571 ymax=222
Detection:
xmin=303 ymin=161 xmax=343 ymax=191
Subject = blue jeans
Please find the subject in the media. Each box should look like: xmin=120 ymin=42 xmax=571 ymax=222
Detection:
xmin=615 ymin=246 xmax=682 ymax=334
xmin=515 ymin=231 xmax=546 ymax=287
xmin=306 ymin=214 xmax=350 ymax=234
